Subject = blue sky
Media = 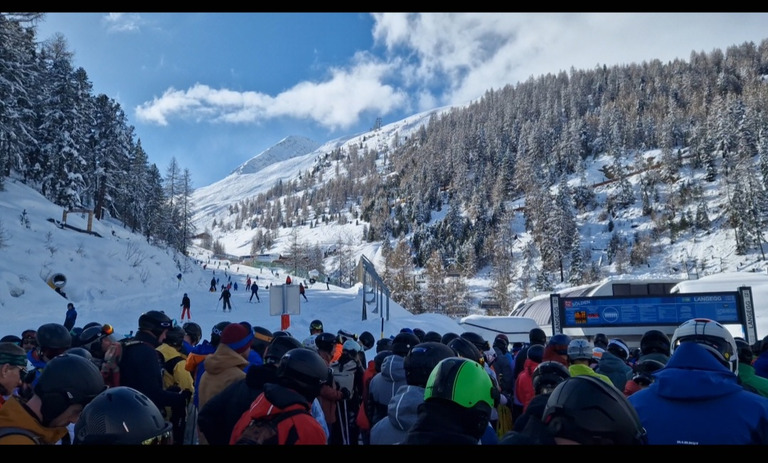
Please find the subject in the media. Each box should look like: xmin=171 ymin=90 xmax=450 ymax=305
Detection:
xmin=34 ymin=13 xmax=768 ymax=188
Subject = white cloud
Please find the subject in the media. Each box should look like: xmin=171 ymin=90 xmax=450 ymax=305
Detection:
xmin=103 ymin=13 xmax=142 ymax=33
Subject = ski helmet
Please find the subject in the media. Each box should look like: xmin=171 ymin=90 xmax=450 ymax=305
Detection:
xmin=391 ymin=332 xmax=420 ymax=357
xmin=424 ymin=331 xmax=443 ymax=343
xmin=251 ymin=326 xmax=274 ymax=355
xmin=404 ymin=341 xmax=455 ymax=387
xmin=735 ymin=338 xmax=754 ymax=366
xmin=542 ymin=375 xmax=647 ymax=445
xmin=532 ymin=360 xmax=571 ymax=395
xmin=425 ymin=357 xmax=494 ymax=411
xmin=34 ymin=354 xmax=106 ymax=426
xmin=441 ymin=332 xmax=460 ymax=345
xmin=66 ymin=346 xmax=93 ymax=361
xmin=593 ymin=333 xmax=609 ymax=349
xmin=358 ymin=331 xmax=375 ymax=351
xmin=309 ymin=319 xmax=324 ymax=333
xmin=413 ymin=328 xmax=426 ymax=342
xmin=607 ymin=339 xmax=630 ymax=360
xmin=631 ymin=359 xmax=665 ymax=387
xmin=211 ymin=321 xmax=231 ymax=346
xmin=182 ymin=322 xmax=202 ymax=345
xmin=640 ymin=329 xmax=671 ymax=356
xmin=264 ymin=336 xmax=303 ymax=365
xmin=74 ymin=386 xmax=173 ymax=445
xmin=138 ymin=310 xmax=172 ymax=337
xmin=493 ymin=334 xmax=510 ymax=352
xmin=460 ymin=331 xmax=491 ymax=352
xmin=529 ymin=328 xmax=547 ymax=345
xmin=449 ymin=337 xmax=483 ymax=365
xmin=314 ymin=332 xmax=337 ymax=354
xmin=276 ymin=348 xmax=331 ymax=402
xmin=164 ymin=326 xmax=186 ymax=349
xmin=567 ymin=339 xmax=594 ymax=362
xmin=342 ymin=339 xmax=362 ymax=353
xmin=78 ymin=324 xmax=104 ymax=347
xmin=375 ymin=337 xmax=393 ymax=353
xmin=671 ymin=318 xmax=738 ymax=374
xmin=37 ymin=323 xmax=72 ymax=351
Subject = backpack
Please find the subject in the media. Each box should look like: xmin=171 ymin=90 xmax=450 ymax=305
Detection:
xmin=0 ymin=427 xmax=44 ymax=444
xmin=104 ymin=338 xmax=159 ymax=387
xmin=234 ymin=409 xmax=308 ymax=445
xmin=332 ymin=358 xmax=358 ymax=395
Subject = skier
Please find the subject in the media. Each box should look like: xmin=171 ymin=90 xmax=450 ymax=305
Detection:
xmin=249 ymin=282 xmax=260 ymax=303
xmin=209 ymin=277 xmax=216 ymax=292
xmin=219 ymin=287 xmax=232 ymax=312
xmin=180 ymin=293 xmax=191 ymax=320
xmin=299 ymin=283 xmax=308 ymax=302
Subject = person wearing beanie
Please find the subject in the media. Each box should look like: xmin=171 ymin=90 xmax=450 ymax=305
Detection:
xmin=367 ymin=332 xmax=418 ymax=429
xmin=0 ymin=342 xmax=28 ymax=409
xmin=196 ymin=323 xmax=252 ymax=444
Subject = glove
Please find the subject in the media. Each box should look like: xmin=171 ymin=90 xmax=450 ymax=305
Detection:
xmin=167 ymin=385 xmax=181 ymax=393
xmin=180 ymin=389 xmax=192 ymax=405
xmin=340 ymin=387 xmax=351 ymax=400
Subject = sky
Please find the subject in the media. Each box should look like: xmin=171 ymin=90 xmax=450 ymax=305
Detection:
xmin=31 ymin=12 xmax=768 ymax=188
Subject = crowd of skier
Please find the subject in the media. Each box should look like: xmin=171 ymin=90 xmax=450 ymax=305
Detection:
xmin=3 ymin=307 xmax=768 ymax=445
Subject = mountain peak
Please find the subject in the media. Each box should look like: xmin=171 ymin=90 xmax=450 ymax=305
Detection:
xmin=233 ymin=135 xmax=321 ymax=176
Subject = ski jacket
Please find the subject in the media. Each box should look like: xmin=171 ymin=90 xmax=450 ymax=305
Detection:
xmin=568 ymin=363 xmax=612 ymax=385
xmin=514 ymin=357 xmax=539 ymax=411
xmin=628 ymin=342 xmax=768 ymax=444
xmin=401 ymin=399 xmax=482 ymax=445
xmin=198 ymin=363 xmax=277 ymax=445
xmin=595 ymin=350 xmax=632 ymax=390
xmin=738 ymin=362 xmax=768 ymax=398
xmin=197 ymin=344 xmax=249 ymax=413
xmin=367 ymin=354 xmax=407 ymax=427
xmin=370 ymin=384 xmax=424 ymax=444
xmin=230 ymin=383 xmax=327 ymax=445
xmin=185 ymin=340 xmax=216 ymax=408
xmin=0 ymin=396 xmax=68 ymax=444
xmin=753 ymin=350 xmax=768 ymax=379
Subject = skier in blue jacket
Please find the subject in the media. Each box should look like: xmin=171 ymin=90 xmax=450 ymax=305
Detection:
xmin=628 ymin=318 xmax=768 ymax=445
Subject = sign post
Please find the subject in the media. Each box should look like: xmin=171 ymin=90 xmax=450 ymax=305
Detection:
xmin=270 ymin=284 xmax=300 ymax=331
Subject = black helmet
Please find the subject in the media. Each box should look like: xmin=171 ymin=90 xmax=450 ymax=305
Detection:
xmin=276 ymin=348 xmax=332 ymax=402
xmin=314 ymin=332 xmax=337 ymax=354
xmin=527 ymin=344 xmax=544 ymax=363
xmin=441 ymin=332 xmax=460 ymax=345
xmin=374 ymin=350 xmax=392 ymax=373
xmin=66 ymin=346 xmax=93 ymax=360
xmin=542 ymin=375 xmax=648 ymax=445
xmin=391 ymin=332 xmax=420 ymax=357
xmin=251 ymin=326 xmax=274 ymax=355
xmin=493 ymin=334 xmax=510 ymax=352
xmin=375 ymin=337 xmax=393 ymax=353
xmin=79 ymin=324 xmax=104 ymax=346
xmin=264 ymin=336 xmax=303 ymax=365
xmin=37 ymin=323 xmax=72 ymax=350
xmin=631 ymin=359 xmax=665 ymax=387
xmin=34 ymin=354 xmax=106 ymax=426
xmin=182 ymin=322 xmax=202 ymax=345
xmin=164 ymin=326 xmax=186 ymax=348
xmin=448 ymin=337 xmax=483 ymax=364
xmin=309 ymin=319 xmax=324 ymax=333
xmin=358 ymin=331 xmax=375 ymax=351
xmin=211 ymin=321 xmax=232 ymax=346
xmin=404 ymin=342 xmax=455 ymax=387
xmin=460 ymin=331 xmax=490 ymax=352
xmin=593 ymin=333 xmax=609 ymax=349
xmin=735 ymin=338 xmax=754 ymax=365
xmin=424 ymin=331 xmax=443 ymax=343
xmin=532 ymin=361 xmax=571 ymax=395
xmin=74 ymin=386 xmax=173 ymax=445
xmin=69 ymin=327 xmax=83 ymax=347
xmin=413 ymin=328 xmax=426 ymax=342
xmin=272 ymin=330 xmax=293 ymax=338
xmin=138 ymin=310 xmax=172 ymax=337
xmin=529 ymin=328 xmax=547 ymax=345
xmin=640 ymin=330 xmax=671 ymax=356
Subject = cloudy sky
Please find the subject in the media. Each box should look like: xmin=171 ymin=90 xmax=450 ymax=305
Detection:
xmin=34 ymin=12 xmax=768 ymax=187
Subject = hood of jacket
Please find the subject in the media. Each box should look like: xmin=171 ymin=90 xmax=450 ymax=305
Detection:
xmin=379 ymin=353 xmax=406 ymax=383
xmin=204 ymin=344 xmax=249 ymax=375
xmin=647 ymin=342 xmax=743 ymax=400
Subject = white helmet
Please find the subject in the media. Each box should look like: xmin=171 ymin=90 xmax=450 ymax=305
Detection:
xmin=567 ymin=339 xmax=594 ymax=361
xmin=671 ymin=318 xmax=738 ymax=374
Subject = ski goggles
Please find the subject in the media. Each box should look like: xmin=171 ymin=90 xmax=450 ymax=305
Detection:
xmin=101 ymin=324 xmax=115 ymax=336
xmin=141 ymin=429 xmax=173 ymax=445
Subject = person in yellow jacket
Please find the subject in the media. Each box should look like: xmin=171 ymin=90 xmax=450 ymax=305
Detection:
xmin=156 ymin=326 xmax=194 ymax=445
xmin=567 ymin=339 xmax=612 ymax=385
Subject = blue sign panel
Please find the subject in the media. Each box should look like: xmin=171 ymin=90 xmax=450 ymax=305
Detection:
xmin=559 ymin=292 xmax=741 ymax=328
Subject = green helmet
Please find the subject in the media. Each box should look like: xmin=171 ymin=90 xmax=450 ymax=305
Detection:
xmin=424 ymin=357 xmax=494 ymax=411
